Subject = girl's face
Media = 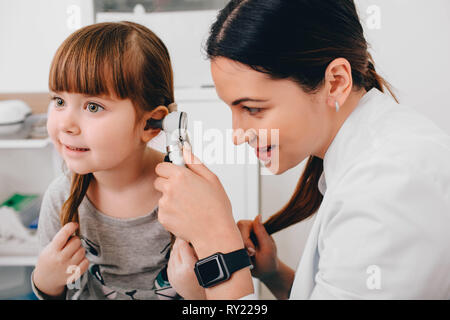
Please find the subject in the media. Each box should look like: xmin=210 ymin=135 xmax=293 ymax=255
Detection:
xmin=47 ymin=92 xmax=145 ymax=175
xmin=211 ymin=57 xmax=334 ymax=175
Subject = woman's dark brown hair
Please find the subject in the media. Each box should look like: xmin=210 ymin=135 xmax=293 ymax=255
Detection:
xmin=49 ymin=21 xmax=174 ymax=232
xmin=206 ymin=0 xmax=399 ymax=235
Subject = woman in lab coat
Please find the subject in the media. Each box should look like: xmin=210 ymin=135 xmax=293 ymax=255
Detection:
xmin=153 ymin=0 xmax=450 ymax=299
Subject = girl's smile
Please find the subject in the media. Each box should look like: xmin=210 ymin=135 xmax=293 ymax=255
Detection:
xmin=61 ymin=142 xmax=91 ymax=156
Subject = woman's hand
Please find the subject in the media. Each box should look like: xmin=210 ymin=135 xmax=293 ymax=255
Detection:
xmin=154 ymin=144 xmax=244 ymax=258
xmin=167 ymin=237 xmax=206 ymax=300
xmin=32 ymin=222 xmax=89 ymax=297
xmin=155 ymin=144 xmax=254 ymax=299
xmin=237 ymin=215 xmax=279 ymax=281
xmin=238 ymin=216 xmax=295 ymax=300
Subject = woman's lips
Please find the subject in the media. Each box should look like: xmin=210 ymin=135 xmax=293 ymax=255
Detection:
xmin=256 ymin=145 xmax=277 ymax=162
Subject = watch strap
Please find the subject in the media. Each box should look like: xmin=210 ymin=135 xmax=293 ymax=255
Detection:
xmin=222 ymin=248 xmax=252 ymax=274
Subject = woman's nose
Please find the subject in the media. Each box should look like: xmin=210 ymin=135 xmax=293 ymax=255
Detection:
xmin=232 ymin=113 xmax=246 ymax=145
xmin=233 ymin=128 xmax=258 ymax=147
xmin=232 ymin=116 xmax=257 ymax=146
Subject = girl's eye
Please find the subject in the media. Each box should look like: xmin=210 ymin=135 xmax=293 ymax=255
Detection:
xmin=243 ymin=106 xmax=261 ymax=115
xmin=53 ymin=97 xmax=64 ymax=107
xmin=86 ymin=103 xmax=104 ymax=113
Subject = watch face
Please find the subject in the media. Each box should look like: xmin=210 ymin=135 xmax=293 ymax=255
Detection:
xmin=195 ymin=254 xmax=230 ymax=288
xmin=197 ymin=258 xmax=222 ymax=284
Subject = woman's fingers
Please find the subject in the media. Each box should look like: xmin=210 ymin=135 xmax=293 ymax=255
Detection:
xmin=154 ymin=176 xmax=168 ymax=193
xmin=182 ymin=143 xmax=217 ymax=182
xmin=155 ymin=162 xmax=178 ymax=179
xmin=237 ymin=220 xmax=256 ymax=256
xmin=252 ymin=215 xmax=271 ymax=251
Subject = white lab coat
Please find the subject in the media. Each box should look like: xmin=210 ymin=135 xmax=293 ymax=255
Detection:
xmin=289 ymin=88 xmax=450 ymax=299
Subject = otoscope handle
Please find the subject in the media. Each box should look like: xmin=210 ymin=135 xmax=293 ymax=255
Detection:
xmin=164 ymin=148 xmax=186 ymax=167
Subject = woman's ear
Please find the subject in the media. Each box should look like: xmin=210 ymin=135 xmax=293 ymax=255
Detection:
xmin=140 ymin=106 xmax=169 ymax=143
xmin=324 ymin=58 xmax=353 ymax=110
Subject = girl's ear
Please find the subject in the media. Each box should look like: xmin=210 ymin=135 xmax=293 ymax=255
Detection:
xmin=140 ymin=106 xmax=169 ymax=143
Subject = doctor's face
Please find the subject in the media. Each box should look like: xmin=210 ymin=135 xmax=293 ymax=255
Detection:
xmin=211 ymin=57 xmax=330 ymax=174
xmin=47 ymin=92 xmax=143 ymax=175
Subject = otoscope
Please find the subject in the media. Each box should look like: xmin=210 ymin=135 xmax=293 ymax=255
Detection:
xmin=147 ymin=103 xmax=189 ymax=167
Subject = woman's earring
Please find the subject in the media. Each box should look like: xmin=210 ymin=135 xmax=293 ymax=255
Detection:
xmin=335 ymin=101 xmax=340 ymax=113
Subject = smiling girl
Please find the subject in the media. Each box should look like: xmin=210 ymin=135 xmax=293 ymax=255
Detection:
xmin=30 ymin=21 xmax=186 ymax=300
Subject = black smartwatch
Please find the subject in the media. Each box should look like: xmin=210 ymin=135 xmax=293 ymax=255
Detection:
xmin=194 ymin=248 xmax=252 ymax=288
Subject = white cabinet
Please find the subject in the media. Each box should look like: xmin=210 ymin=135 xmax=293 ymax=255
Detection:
xmin=0 ymin=139 xmax=62 ymax=267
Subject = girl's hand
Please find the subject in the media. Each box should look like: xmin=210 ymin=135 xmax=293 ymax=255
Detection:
xmin=237 ymin=215 xmax=279 ymax=281
xmin=167 ymin=237 xmax=206 ymax=300
xmin=32 ymin=223 xmax=89 ymax=297
xmin=154 ymin=144 xmax=244 ymax=258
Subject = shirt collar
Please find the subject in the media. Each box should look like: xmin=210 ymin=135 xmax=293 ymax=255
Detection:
xmin=317 ymin=88 xmax=390 ymax=195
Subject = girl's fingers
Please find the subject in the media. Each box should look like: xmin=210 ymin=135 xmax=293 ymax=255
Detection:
xmin=61 ymin=236 xmax=82 ymax=260
xmin=177 ymin=238 xmax=197 ymax=263
xmin=51 ymin=222 xmax=79 ymax=251
xmin=171 ymin=237 xmax=183 ymax=262
xmin=78 ymin=258 xmax=90 ymax=275
xmin=70 ymin=246 xmax=86 ymax=265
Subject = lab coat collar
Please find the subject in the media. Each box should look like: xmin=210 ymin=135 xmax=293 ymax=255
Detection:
xmin=318 ymin=88 xmax=393 ymax=196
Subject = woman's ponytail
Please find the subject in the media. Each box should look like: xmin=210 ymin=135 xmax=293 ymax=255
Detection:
xmin=364 ymin=52 xmax=399 ymax=104
xmin=263 ymin=156 xmax=323 ymax=235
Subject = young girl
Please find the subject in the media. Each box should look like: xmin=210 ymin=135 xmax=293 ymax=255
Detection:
xmin=31 ymin=21 xmax=185 ymax=300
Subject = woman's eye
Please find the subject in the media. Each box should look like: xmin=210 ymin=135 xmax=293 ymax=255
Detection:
xmin=86 ymin=103 xmax=104 ymax=113
xmin=243 ymin=106 xmax=261 ymax=115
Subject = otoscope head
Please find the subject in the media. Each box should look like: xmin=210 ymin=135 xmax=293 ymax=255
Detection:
xmin=163 ymin=111 xmax=188 ymax=145
xmin=146 ymin=109 xmax=189 ymax=166
xmin=147 ymin=111 xmax=188 ymax=141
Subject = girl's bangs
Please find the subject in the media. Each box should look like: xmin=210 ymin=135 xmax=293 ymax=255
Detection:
xmin=48 ymin=26 xmax=136 ymax=100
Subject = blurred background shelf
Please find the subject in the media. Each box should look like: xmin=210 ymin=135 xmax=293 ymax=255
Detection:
xmin=0 ymin=138 xmax=51 ymax=149
xmin=0 ymin=256 xmax=37 ymax=267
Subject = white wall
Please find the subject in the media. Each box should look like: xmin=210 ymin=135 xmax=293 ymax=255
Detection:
xmin=0 ymin=0 xmax=94 ymax=93
xmin=357 ymin=0 xmax=450 ymax=134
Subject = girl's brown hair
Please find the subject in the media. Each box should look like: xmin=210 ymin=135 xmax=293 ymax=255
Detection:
xmin=206 ymin=0 xmax=399 ymax=235
xmin=49 ymin=21 xmax=174 ymax=231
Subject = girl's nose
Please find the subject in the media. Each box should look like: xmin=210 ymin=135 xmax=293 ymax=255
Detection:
xmin=59 ymin=108 xmax=81 ymax=135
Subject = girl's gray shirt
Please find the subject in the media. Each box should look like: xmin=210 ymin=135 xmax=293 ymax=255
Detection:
xmin=31 ymin=173 xmax=177 ymax=300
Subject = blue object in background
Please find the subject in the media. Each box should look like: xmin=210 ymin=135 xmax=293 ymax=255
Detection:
xmin=28 ymin=217 xmax=39 ymax=229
